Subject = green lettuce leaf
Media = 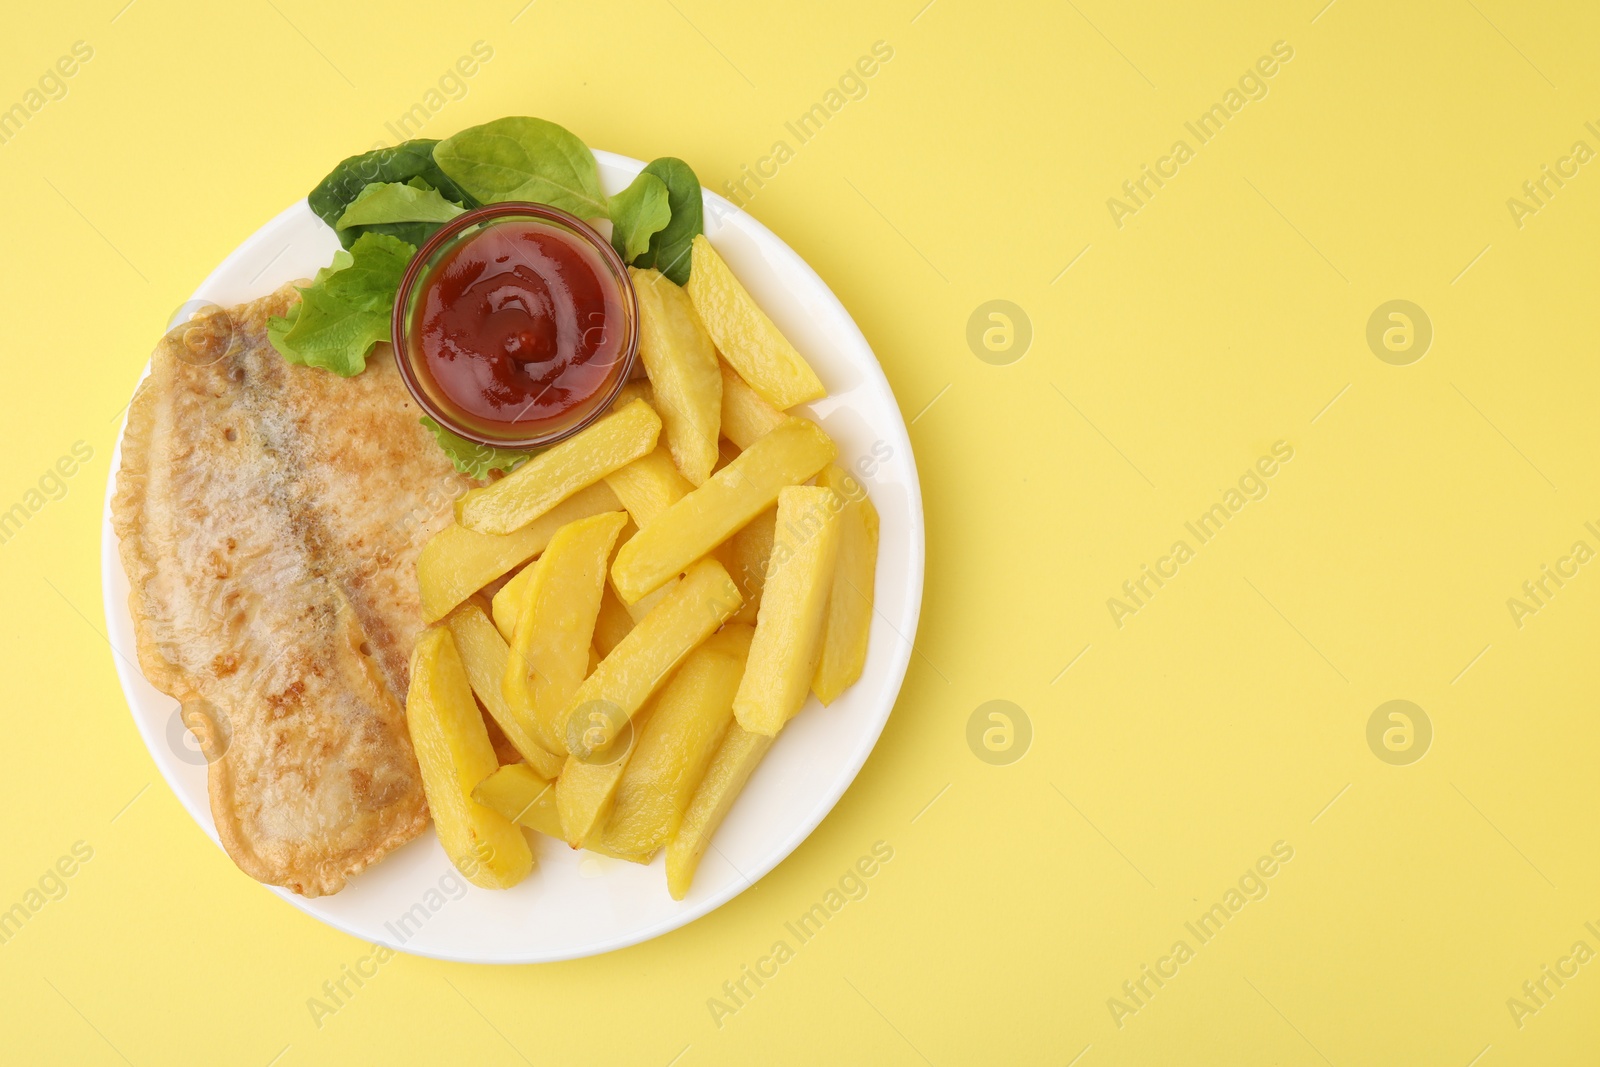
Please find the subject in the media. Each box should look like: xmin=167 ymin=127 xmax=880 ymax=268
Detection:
xmin=607 ymin=171 xmax=671 ymax=262
xmin=433 ymin=117 xmax=609 ymax=219
xmin=266 ymin=302 xmax=299 ymax=355
xmin=267 ymin=234 xmax=413 ymax=377
xmin=337 ymin=179 xmax=466 ymax=230
xmin=629 ymin=157 xmax=703 ymax=284
xmin=308 ymin=140 xmax=477 ymax=249
xmin=266 ymin=249 xmax=351 ymax=359
xmin=420 ymin=417 xmax=534 ymax=478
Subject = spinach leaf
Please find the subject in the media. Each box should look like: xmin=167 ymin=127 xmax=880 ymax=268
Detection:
xmin=433 ymin=117 xmax=609 ymax=219
xmin=307 ymin=140 xmax=476 ymax=248
xmin=267 ymin=233 xmax=413 ymax=377
xmin=606 ymin=171 xmax=671 ymax=262
xmin=420 ymin=417 xmax=533 ymax=479
xmin=630 ymin=157 xmax=703 ymax=284
xmin=337 ymin=179 xmax=466 ymax=230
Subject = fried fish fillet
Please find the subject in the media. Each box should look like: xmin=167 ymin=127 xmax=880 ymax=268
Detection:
xmin=113 ymin=284 xmax=469 ymax=896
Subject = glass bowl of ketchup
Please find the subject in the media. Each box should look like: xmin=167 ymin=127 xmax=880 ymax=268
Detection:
xmin=392 ymin=201 xmax=639 ymax=450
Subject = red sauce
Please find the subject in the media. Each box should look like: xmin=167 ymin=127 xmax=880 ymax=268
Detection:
xmin=410 ymin=219 xmax=628 ymax=437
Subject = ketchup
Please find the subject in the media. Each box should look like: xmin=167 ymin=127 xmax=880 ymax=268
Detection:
xmin=410 ymin=219 xmax=627 ymax=437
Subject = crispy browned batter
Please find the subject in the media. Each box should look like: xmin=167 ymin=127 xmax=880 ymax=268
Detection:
xmin=113 ymin=285 xmax=469 ymax=896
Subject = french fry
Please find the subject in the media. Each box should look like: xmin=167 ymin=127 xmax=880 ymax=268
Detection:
xmin=406 ymin=627 xmax=534 ymax=889
xmin=490 ymin=562 xmax=534 ymax=642
xmin=605 ymin=445 xmax=693 ymax=527
xmin=503 ymin=510 xmax=629 ymax=755
xmin=630 ymin=268 xmax=722 ymax=485
xmin=495 ymin=514 xmax=630 ymax=640
xmin=417 ymin=481 xmax=621 ymax=622
xmin=556 ymin=700 xmax=657 ymax=848
xmin=726 ymin=506 xmax=776 ymax=625
xmin=601 ymin=624 xmax=753 ymax=858
xmin=618 ymin=580 xmax=673 ymax=624
xmin=719 ymin=360 xmax=784 ymax=449
xmin=686 ymin=235 xmax=825 ymax=409
xmin=593 ymin=584 xmax=636 ymax=657
xmin=613 ymin=379 xmax=654 ymax=408
xmin=812 ymin=466 xmax=879 ymax=704
xmin=444 ymin=601 xmax=564 ymax=779
xmin=456 ymin=399 xmax=661 ymax=535
xmin=610 ymin=417 xmax=836 ymax=603
xmin=473 ymin=762 xmax=561 ymax=838
xmin=734 ymin=486 xmax=843 ymax=736
xmin=665 ymin=725 xmax=774 ymax=900
xmin=559 ymin=558 xmax=743 ymax=754
xmin=477 ymin=763 xmax=648 ymax=862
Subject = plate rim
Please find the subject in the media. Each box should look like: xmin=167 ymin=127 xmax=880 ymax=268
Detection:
xmin=100 ymin=149 xmax=926 ymax=963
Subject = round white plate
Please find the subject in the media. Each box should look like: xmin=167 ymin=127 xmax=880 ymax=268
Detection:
xmin=100 ymin=150 xmax=924 ymax=963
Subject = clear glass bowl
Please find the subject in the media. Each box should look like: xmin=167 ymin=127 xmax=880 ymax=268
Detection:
xmin=391 ymin=201 xmax=640 ymax=450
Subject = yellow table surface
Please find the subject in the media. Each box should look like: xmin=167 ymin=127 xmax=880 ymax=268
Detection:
xmin=3 ymin=1 xmax=1597 ymax=1063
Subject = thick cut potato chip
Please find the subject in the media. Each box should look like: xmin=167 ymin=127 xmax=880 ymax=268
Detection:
xmin=812 ymin=466 xmax=879 ymax=704
xmin=617 ymin=577 xmax=673 ymax=624
xmin=610 ymin=417 xmax=835 ymax=603
xmin=605 ymin=445 xmax=693 ymax=528
xmin=665 ymin=725 xmax=774 ymax=900
xmin=559 ymin=558 xmax=743 ymax=754
xmin=444 ymin=602 xmax=564 ymax=779
xmin=503 ymin=510 xmax=629 ymax=755
xmin=686 ymin=235 xmax=825 ymax=409
xmin=613 ymin=379 xmax=654 ymax=408
xmin=556 ymin=700 xmax=657 ymax=848
xmin=601 ymin=624 xmax=753 ymax=858
xmin=719 ymin=360 xmax=785 ymax=450
xmin=726 ymin=506 xmax=777 ymax=625
xmin=406 ymin=627 xmax=534 ymax=889
xmin=417 ymin=482 xmax=621 ymax=622
xmin=490 ymin=562 xmax=534 ymax=642
xmin=593 ymin=584 xmax=636 ymax=657
xmin=473 ymin=762 xmax=561 ymax=837
xmin=734 ymin=486 xmax=843 ymax=736
xmin=456 ymin=399 xmax=660 ymax=535
xmin=630 ymin=267 xmax=722 ymax=485
xmin=476 ymin=763 xmax=646 ymax=862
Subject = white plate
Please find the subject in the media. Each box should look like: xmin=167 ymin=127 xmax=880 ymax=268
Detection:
xmin=100 ymin=150 xmax=924 ymax=963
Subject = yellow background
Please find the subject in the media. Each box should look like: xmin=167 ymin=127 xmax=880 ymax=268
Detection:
xmin=2 ymin=0 xmax=1597 ymax=1063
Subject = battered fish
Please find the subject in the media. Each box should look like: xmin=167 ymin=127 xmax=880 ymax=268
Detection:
xmin=113 ymin=285 xmax=470 ymax=896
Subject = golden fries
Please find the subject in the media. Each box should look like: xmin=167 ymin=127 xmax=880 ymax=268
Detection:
xmin=406 ymin=627 xmax=534 ymax=889
xmin=556 ymin=699 xmax=655 ymax=848
xmin=613 ymin=379 xmax=654 ymax=409
xmin=559 ymin=558 xmax=743 ymax=754
xmin=473 ymin=762 xmax=561 ymax=837
xmin=631 ymin=268 xmax=722 ymax=485
xmin=418 ymin=481 xmax=621 ymax=622
xmin=503 ymin=510 xmax=629 ymax=755
xmin=617 ymin=578 xmax=673 ymax=624
xmin=456 ymin=398 xmax=661 ymax=535
xmin=665 ymin=725 xmax=774 ymax=899
xmin=605 ymin=444 xmax=693 ymax=527
xmin=719 ymin=360 xmax=785 ymax=449
xmin=489 ymin=564 xmax=532 ymax=642
xmin=610 ymin=417 xmax=836 ymax=603
xmin=726 ymin=506 xmax=776 ymax=625
xmin=601 ymin=624 xmax=753 ymax=858
xmin=444 ymin=601 xmax=564 ymax=779
xmin=735 ymin=486 xmax=843 ymax=735
xmin=686 ymin=235 xmax=824 ymax=409
xmin=813 ymin=467 xmax=879 ymax=704
xmin=398 ymin=222 xmax=888 ymax=903
xmin=593 ymin=585 xmax=636 ymax=657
